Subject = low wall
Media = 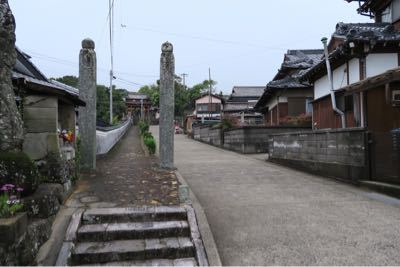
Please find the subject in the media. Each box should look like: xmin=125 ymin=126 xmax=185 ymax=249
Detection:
xmin=268 ymin=128 xmax=369 ymax=183
xmin=96 ymin=119 xmax=132 ymax=155
xmin=193 ymin=126 xmax=223 ymax=147
xmin=223 ymin=126 xmax=310 ymax=154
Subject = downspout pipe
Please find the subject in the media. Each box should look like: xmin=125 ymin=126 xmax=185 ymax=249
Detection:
xmin=321 ymin=37 xmax=346 ymax=128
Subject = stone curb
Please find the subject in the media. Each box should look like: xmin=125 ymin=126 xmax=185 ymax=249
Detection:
xmin=175 ymin=171 xmax=222 ymax=266
xmin=140 ymin=134 xmax=150 ymax=157
xmin=34 ymin=206 xmax=77 ymax=266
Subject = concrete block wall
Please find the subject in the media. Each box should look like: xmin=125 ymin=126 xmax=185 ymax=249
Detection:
xmin=193 ymin=126 xmax=222 ymax=146
xmin=96 ymin=119 xmax=132 ymax=155
xmin=268 ymin=128 xmax=369 ymax=183
xmin=223 ymin=126 xmax=310 ymax=154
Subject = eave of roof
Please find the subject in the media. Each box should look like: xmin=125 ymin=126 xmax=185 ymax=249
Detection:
xmin=12 ymin=72 xmax=85 ymax=106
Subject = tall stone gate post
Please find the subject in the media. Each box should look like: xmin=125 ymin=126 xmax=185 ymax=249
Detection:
xmin=0 ymin=0 xmax=23 ymax=151
xmin=159 ymin=42 xmax=175 ymax=169
xmin=78 ymin=38 xmax=97 ymax=170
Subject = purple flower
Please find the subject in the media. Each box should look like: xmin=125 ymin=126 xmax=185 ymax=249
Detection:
xmin=4 ymin=184 xmax=15 ymax=189
xmin=16 ymin=187 xmax=24 ymax=192
xmin=0 ymin=186 xmax=8 ymax=191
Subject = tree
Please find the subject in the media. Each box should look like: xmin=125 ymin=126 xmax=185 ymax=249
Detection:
xmin=52 ymin=75 xmax=128 ymax=125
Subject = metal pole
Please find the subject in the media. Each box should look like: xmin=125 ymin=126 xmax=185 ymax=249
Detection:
xmin=109 ymin=0 xmax=114 ymax=125
xmin=208 ymin=68 xmax=212 ymax=120
xmin=321 ymin=37 xmax=346 ymax=128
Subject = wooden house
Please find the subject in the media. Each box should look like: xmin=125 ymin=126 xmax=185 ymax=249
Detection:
xmin=194 ymin=94 xmax=224 ymax=121
xmin=12 ymin=48 xmax=85 ymax=162
xmin=301 ymin=14 xmax=400 ymax=184
xmin=255 ymin=50 xmax=323 ymax=126
xmin=223 ymin=86 xmax=264 ymax=124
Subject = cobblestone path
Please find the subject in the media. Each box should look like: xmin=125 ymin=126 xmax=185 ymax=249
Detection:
xmin=66 ymin=126 xmax=179 ymax=208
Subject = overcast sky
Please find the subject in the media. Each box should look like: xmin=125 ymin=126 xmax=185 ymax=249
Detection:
xmin=10 ymin=1 xmax=371 ymax=94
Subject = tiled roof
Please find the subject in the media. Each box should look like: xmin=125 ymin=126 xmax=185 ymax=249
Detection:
xmin=267 ymin=77 xmax=310 ymax=89
xmin=127 ymin=93 xmax=149 ymax=100
xmin=231 ymin=86 xmax=265 ymax=98
xmin=282 ymin=49 xmax=323 ymax=70
xmin=333 ymin=22 xmax=400 ymax=41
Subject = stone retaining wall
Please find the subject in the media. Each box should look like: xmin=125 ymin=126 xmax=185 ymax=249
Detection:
xmin=223 ymin=126 xmax=310 ymax=154
xmin=96 ymin=119 xmax=132 ymax=155
xmin=268 ymin=128 xmax=369 ymax=183
xmin=193 ymin=125 xmax=310 ymax=154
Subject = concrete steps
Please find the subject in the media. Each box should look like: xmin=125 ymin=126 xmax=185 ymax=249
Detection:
xmin=57 ymin=206 xmax=208 ymax=266
xmin=71 ymin=237 xmax=194 ymax=265
xmin=77 ymin=257 xmax=197 ymax=266
xmin=77 ymin=221 xmax=190 ymax=242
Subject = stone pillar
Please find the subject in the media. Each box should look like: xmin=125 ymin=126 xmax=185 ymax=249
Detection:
xmin=159 ymin=42 xmax=175 ymax=169
xmin=78 ymin=38 xmax=97 ymax=170
xmin=0 ymin=0 xmax=23 ymax=151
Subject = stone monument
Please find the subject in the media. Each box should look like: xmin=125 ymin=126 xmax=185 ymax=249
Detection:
xmin=78 ymin=38 xmax=97 ymax=170
xmin=0 ymin=0 xmax=23 ymax=151
xmin=159 ymin=42 xmax=175 ymax=169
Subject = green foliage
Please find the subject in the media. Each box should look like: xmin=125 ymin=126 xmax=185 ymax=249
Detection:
xmin=138 ymin=79 xmax=218 ymax=118
xmin=52 ymin=76 xmax=128 ymax=126
xmin=0 ymin=152 xmax=40 ymax=196
xmin=144 ymin=135 xmax=156 ymax=155
xmin=51 ymin=75 xmax=78 ymax=87
xmin=138 ymin=120 xmax=156 ymax=154
xmin=138 ymin=120 xmax=150 ymax=135
xmin=38 ymin=152 xmax=69 ymax=184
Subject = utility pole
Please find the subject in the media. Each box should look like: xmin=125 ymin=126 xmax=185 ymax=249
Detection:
xmin=208 ymin=68 xmax=212 ymax=120
xmin=181 ymin=73 xmax=188 ymax=90
xmin=108 ymin=0 xmax=115 ymax=125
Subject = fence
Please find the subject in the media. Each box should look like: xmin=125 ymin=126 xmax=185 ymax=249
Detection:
xmin=96 ymin=119 xmax=132 ymax=155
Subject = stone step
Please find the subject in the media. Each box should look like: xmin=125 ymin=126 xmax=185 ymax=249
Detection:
xmin=71 ymin=237 xmax=195 ymax=265
xmin=77 ymin=257 xmax=197 ymax=266
xmin=82 ymin=206 xmax=187 ymax=224
xmin=77 ymin=220 xmax=190 ymax=242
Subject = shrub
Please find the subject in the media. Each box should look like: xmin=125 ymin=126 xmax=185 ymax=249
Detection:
xmin=144 ymin=136 xmax=156 ymax=154
xmin=138 ymin=120 xmax=149 ymax=135
xmin=0 ymin=152 xmax=40 ymax=196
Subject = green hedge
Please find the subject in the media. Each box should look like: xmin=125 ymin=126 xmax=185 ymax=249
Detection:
xmin=138 ymin=120 xmax=156 ymax=155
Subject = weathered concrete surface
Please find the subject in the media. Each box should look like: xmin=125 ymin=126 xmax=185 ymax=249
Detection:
xmin=170 ymin=128 xmax=400 ymax=265
xmin=78 ymin=38 xmax=97 ymax=170
xmin=159 ymin=42 xmax=175 ymax=169
xmin=0 ymin=0 xmax=23 ymax=151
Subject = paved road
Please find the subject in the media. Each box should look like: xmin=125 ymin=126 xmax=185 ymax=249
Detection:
xmin=151 ymin=126 xmax=400 ymax=265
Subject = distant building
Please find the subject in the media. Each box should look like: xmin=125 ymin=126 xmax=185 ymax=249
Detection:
xmin=255 ymin=49 xmax=323 ymax=126
xmin=223 ymin=86 xmax=264 ymax=124
xmin=194 ymin=94 xmax=224 ymax=120
xmin=125 ymin=93 xmax=152 ymax=122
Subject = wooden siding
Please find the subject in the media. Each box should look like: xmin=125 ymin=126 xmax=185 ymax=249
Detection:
xmin=313 ymin=95 xmax=356 ymax=129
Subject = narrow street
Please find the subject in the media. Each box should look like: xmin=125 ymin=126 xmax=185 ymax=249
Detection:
xmin=66 ymin=126 xmax=179 ymax=208
xmin=151 ymin=127 xmax=400 ymax=265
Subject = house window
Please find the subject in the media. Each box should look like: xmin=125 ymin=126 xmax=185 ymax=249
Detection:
xmin=305 ymin=98 xmax=313 ymax=114
xmin=197 ymin=104 xmax=208 ymax=112
xmin=382 ymin=4 xmax=392 ymax=23
xmin=393 ymin=0 xmax=400 ymax=22
xmin=345 ymin=95 xmax=354 ymax=112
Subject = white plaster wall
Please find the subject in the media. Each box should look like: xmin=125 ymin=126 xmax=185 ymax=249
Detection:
xmin=348 ymin=58 xmax=359 ymax=85
xmin=366 ymin=53 xmax=398 ymax=78
xmin=314 ymin=64 xmax=347 ymax=99
xmin=96 ymin=119 xmax=132 ymax=155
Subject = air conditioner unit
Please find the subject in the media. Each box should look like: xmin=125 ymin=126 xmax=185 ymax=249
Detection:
xmin=392 ymin=90 xmax=400 ymax=106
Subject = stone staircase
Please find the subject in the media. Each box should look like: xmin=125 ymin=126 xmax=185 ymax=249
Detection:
xmin=56 ymin=206 xmax=208 ymax=266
